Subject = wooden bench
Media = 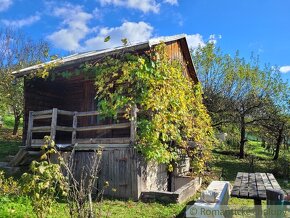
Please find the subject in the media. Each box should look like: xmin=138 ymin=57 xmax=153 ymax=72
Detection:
xmin=186 ymin=181 xmax=231 ymax=218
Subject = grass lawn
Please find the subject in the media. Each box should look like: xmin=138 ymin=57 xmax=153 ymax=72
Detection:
xmin=0 ymin=128 xmax=22 ymax=161
xmin=0 ymin=197 xmax=189 ymax=218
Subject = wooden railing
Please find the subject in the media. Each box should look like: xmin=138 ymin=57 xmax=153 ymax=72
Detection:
xmin=26 ymin=107 xmax=137 ymax=148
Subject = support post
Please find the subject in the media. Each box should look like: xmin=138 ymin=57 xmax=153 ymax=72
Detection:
xmin=26 ymin=111 xmax=34 ymax=147
xmin=72 ymin=112 xmax=77 ymax=145
xmin=50 ymin=108 xmax=58 ymax=141
xmin=254 ymin=199 xmax=262 ymax=218
xmin=130 ymin=105 xmax=138 ymax=144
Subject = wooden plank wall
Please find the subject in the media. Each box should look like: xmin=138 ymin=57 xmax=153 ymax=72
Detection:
xmin=70 ymin=147 xmax=140 ymax=200
xmin=165 ymin=41 xmax=191 ymax=80
xmin=98 ymin=147 xmax=139 ymax=200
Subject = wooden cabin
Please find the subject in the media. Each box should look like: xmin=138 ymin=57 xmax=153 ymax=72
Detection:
xmin=11 ymin=35 xmax=201 ymax=202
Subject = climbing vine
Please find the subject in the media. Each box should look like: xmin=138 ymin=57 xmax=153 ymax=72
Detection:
xmin=34 ymin=43 xmax=216 ymax=173
xmin=88 ymin=43 xmax=216 ymax=173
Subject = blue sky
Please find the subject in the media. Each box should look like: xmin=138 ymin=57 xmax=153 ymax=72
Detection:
xmin=0 ymin=0 xmax=290 ymax=82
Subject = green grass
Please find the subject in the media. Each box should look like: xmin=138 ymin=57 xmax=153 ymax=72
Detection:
xmin=0 ymin=197 xmax=190 ymax=218
xmin=0 ymin=129 xmax=22 ymax=161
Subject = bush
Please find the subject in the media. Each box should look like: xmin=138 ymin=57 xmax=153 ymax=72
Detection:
xmin=0 ymin=171 xmax=21 ymax=196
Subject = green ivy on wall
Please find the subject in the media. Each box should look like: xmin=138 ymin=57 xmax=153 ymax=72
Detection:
xmin=91 ymin=43 xmax=216 ymax=173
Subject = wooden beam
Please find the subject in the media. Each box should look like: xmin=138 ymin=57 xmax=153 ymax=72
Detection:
xmin=50 ymin=108 xmax=58 ymax=141
xmin=74 ymin=144 xmax=130 ymax=150
xmin=76 ymin=111 xmax=102 ymax=117
xmin=76 ymin=122 xmax=130 ymax=132
xmin=71 ymin=112 xmax=77 ymax=145
xmin=33 ymin=114 xmax=52 ymax=120
xmin=31 ymin=139 xmax=44 ymax=144
xmin=32 ymin=109 xmax=53 ymax=116
xmin=31 ymin=126 xmax=51 ymax=133
xmin=56 ymin=126 xmax=74 ymax=132
xmin=26 ymin=111 xmax=34 ymax=147
xmin=76 ymin=109 xmax=126 ymax=117
xmin=57 ymin=109 xmax=75 ymax=116
xmin=75 ymin=137 xmax=130 ymax=144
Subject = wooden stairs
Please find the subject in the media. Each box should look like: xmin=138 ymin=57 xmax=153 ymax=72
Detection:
xmin=9 ymin=147 xmax=42 ymax=167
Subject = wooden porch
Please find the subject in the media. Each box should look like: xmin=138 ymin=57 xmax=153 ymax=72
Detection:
xmin=25 ymin=107 xmax=138 ymax=149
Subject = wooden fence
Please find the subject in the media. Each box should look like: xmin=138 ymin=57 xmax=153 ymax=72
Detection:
xmin=26 ymin=107 xmax=138 ymax=148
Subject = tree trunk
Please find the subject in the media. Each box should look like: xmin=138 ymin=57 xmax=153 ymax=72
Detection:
xmin=239 ymin=116 xmax=246 ymax=159
xmin=12 ymin=115 xmax=20 ymax=135
xmin=273 ymin=127 xmax=284 ymax=160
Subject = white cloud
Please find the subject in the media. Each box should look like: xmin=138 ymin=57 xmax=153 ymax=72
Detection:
xmin=98 ymin=0 xmax=160 ymax=13
xmin=0 ymin=0 xmax=13 ymax=12
xmin=185 ymin=34 xmax=222 ymax=50
xmin=83 ymin=21 xmax=153 ymax=51
xmin=163 ymin=0 xmax=178 ymax=5
xmin=185 ymin=34 xmax=206 ymax=49
xmin=279 ymin=66 xmax=290 ymax=74
xmin=208 ymin=34 xmax=222 ymax=44
xmin=47 ymin=3 xmax=93 ymax=51
xmin=1 ymin=14 xmax=40 ymax=27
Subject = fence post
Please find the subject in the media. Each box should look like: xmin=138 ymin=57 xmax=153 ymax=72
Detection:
xmin=130 ymin=105 xmax=138 ymax=144
xmin=26 ymin=111 xmax=34 ymax=147
xmin=72 ymin=112 xmax=77 ymax=145
xmin=50 ymin=108 xmax=58 ymax=142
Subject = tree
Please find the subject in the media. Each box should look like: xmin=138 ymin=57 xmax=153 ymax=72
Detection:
xmin=193 ymin=43 xmax=286 ymax=158
xmin=0 ymin=28 xmax=49 ymax=134
xmin=258 ymin=95 xmax=290 ymax=160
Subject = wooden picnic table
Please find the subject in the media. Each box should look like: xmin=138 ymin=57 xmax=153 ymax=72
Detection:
xmin=231 ymin=172 xmax=283 ymax=218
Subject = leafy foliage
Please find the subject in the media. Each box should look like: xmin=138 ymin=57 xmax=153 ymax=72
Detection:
xmin=0 ymin=171 xmax=21 ymax=196
xmin=0 ymin=28 xmax=49 ymax=135
xmin=91 ymin=43 xmax=215 ymax=173
xmin=21 ymin=136 xmax=67 ymax=218
xmin=193 ymin=43 xmax=289 ymax=158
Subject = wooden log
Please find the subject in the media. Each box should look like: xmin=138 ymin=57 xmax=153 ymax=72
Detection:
xmin=50 ymin=108 xmax=58 ymax=141
xmin=76 ymin=123 xmax=130 ymax=132
xmin=26 ymin=111 xmax=34 ymax=147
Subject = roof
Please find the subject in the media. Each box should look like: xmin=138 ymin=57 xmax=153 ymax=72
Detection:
xmin=12 ymin=34 xmax=198 ymax=82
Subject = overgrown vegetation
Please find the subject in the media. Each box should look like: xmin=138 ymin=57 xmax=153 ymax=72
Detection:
xmin=88 ymin=44 xmax=215 ymax=173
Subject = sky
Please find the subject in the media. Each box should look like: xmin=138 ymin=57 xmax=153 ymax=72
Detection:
xmin=0 ymin=0 xmax=290 ymax=82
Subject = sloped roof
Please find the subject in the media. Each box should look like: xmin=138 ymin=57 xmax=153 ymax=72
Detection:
xmin=12 ymin=34 xmax=197 ymax=82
